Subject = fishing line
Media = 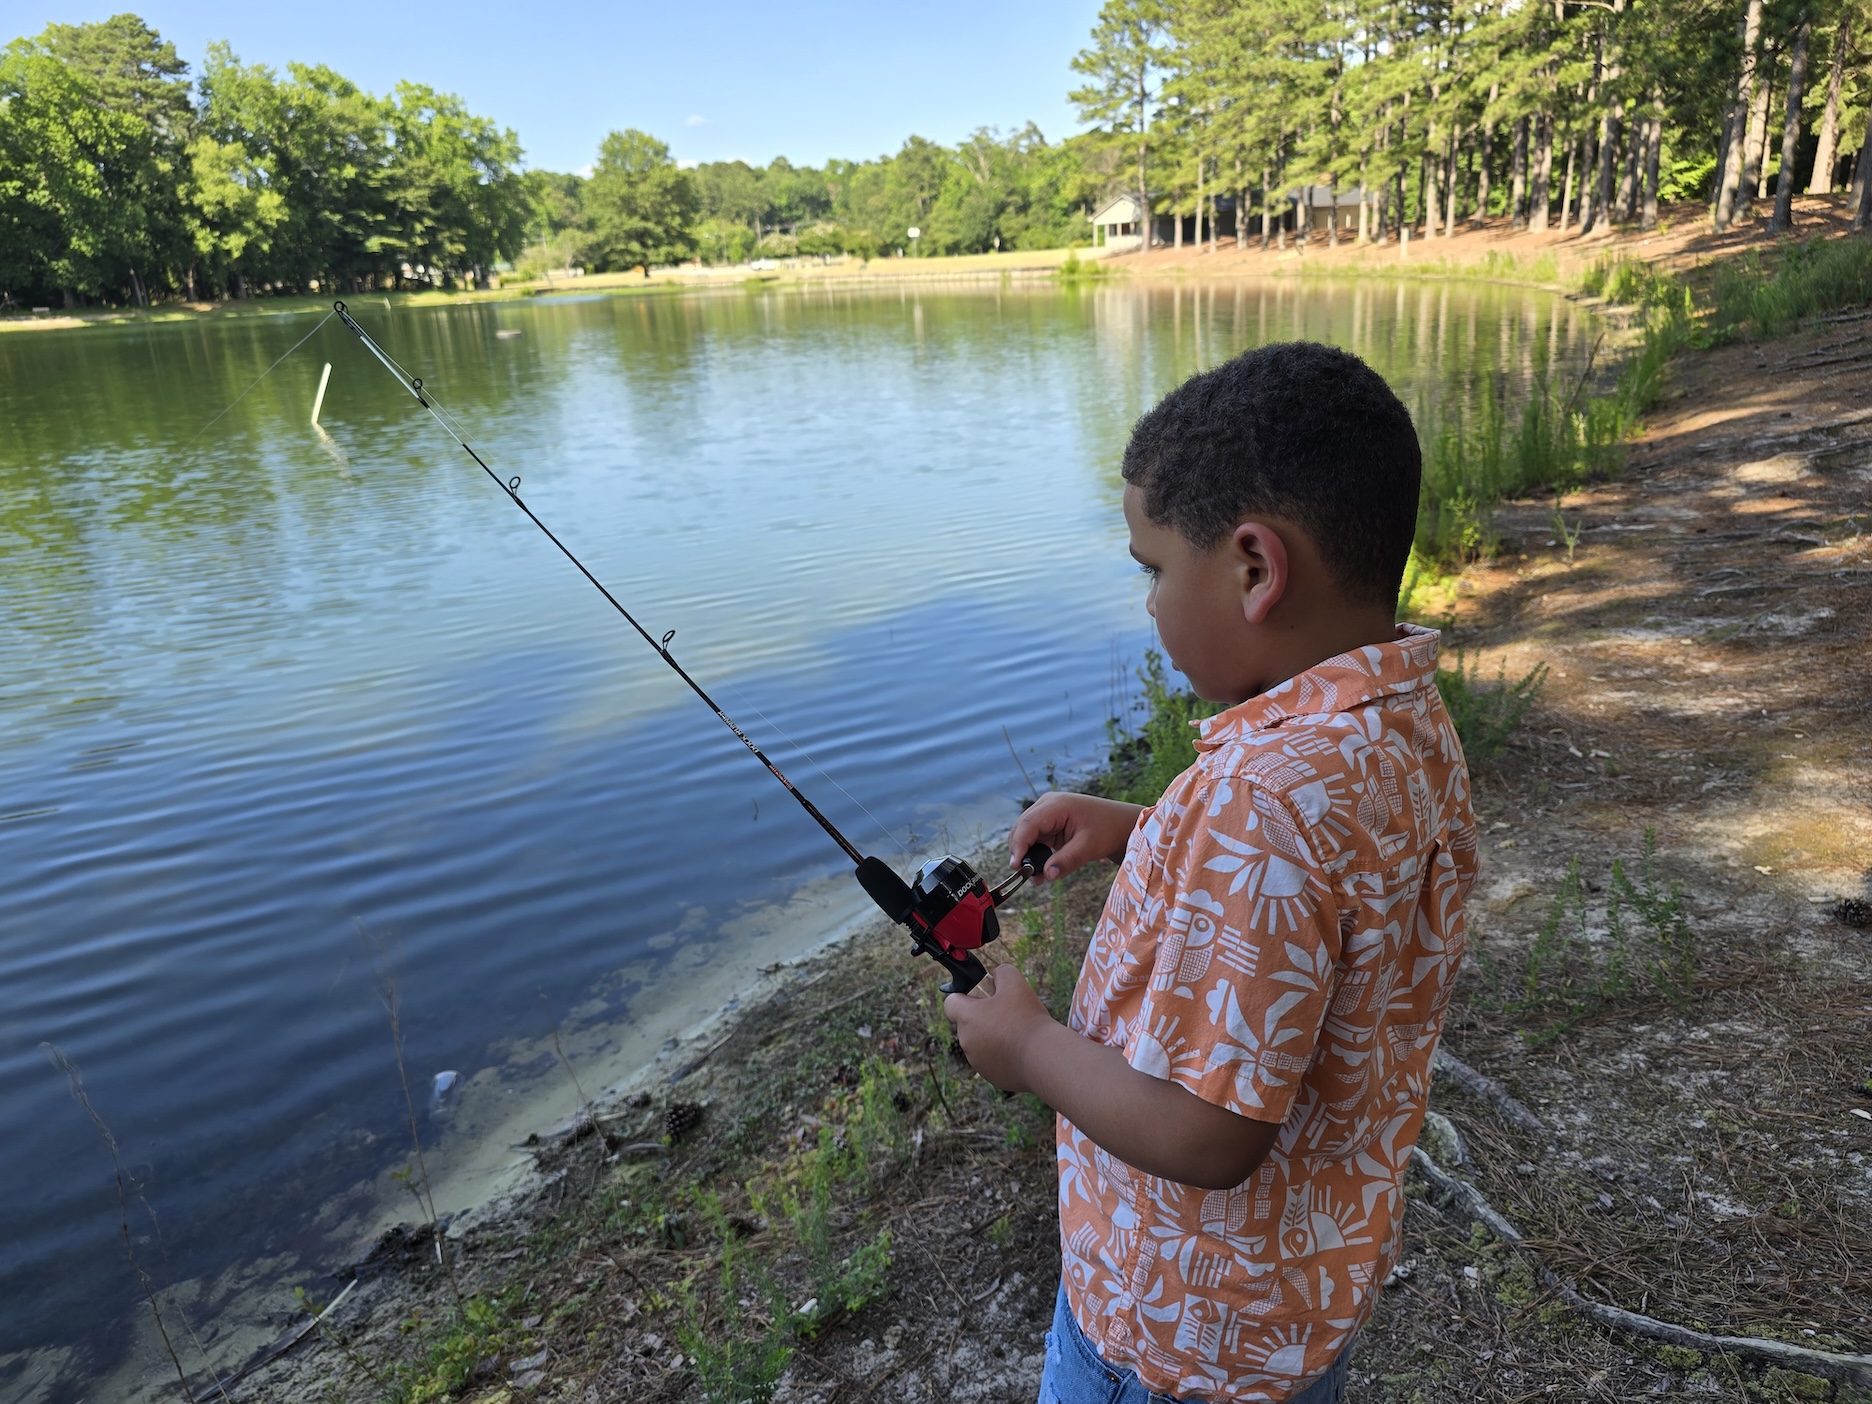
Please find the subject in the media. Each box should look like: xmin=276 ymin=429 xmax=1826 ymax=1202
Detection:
xmin=329 ymin=300 xmax=873 ymax=867
xmin=716 ymin=674 xmax=910 ymax=858
xmin=183 ymin=310 xmax=337 ymax=448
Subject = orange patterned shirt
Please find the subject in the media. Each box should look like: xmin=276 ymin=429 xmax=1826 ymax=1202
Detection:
xmin=1058 ymin=625 xmax=1476 ymax=1401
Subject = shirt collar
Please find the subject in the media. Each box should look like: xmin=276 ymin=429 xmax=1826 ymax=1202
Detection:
xmin=1194 ymin=624 xmax=1442 ymax=750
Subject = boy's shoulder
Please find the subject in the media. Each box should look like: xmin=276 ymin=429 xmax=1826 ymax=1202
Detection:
xmin=1156 ymin=633 xmax=1471 ymax=874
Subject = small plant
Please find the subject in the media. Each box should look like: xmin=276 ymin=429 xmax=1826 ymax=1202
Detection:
xmin=1514 ymin=831 xmax=1698 ymax=1035
xmin=389 ymin=1295 xmax=520 ymax=1404
xmin=1435 ymin=651 xmax=1548 ymax=761
xmin=1549 ymin=500 xmax=1584 ymax=565
xmin=755 ymin=1128 xmax=895 ymax=1334
xmin=678 ymin=1199 xmax=794 ymax=1404
xmin=989 ymin=1214 xmax=1015 ymax=1249
xmin=849 ymin=1056 xmax=912 ymax=1184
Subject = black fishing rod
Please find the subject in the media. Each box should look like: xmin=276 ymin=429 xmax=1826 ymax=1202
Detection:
xmin=330 ymin=301 xmax=1045 ymax=993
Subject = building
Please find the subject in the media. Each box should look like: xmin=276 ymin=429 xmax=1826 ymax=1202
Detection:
xmin=1089 ymin=194 xmax=1147 ymax=251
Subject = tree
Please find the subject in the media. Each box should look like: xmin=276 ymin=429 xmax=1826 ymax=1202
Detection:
xmin=0 ymin=43 xmax=150 ymax=304
xmin=1072 ymin=0 xmax=1168 ymax=240
xmin=582 ymin=128 xmax=697 ymax=274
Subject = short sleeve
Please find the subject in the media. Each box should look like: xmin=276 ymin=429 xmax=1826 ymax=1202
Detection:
xmin=1125 ymin=778 xmax=1340 ymax=1125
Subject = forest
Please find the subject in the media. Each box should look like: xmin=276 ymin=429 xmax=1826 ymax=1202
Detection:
xmin=2 ymin=2 xmax=1869 ymax=306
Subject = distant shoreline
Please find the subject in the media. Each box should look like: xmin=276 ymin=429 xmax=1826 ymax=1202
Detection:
xmin=3 ymin=196 xmax=1857 ymax=335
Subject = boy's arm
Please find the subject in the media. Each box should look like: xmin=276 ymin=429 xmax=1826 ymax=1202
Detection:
xmin=944 ymin=965 xmax=1278 ymax=1191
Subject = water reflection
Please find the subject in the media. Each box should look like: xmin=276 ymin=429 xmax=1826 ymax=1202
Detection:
xmin=0 ymin=279 xmax=1593 ymax=1380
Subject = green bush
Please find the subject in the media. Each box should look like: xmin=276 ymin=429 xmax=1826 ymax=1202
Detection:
xmin=1435 ymin=651 xmax=1547 ymax=760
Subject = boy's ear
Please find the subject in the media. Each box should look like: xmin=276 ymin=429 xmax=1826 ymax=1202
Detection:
xmin=1232 ymin=520 xmax=1290 ymax=625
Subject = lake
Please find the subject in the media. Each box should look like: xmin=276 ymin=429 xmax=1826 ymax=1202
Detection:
xmin=0 ymin=276 xmax=1597 ymax=1395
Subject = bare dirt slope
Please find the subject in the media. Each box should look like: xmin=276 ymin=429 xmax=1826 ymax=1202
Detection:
xmin=229 ymin=317 xmax=1872 ymax=1404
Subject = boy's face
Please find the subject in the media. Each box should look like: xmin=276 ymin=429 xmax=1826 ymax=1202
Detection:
xmin=1124 ymin=484 xmax=1277 ymax=705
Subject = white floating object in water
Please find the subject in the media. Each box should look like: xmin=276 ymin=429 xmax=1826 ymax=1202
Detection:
xmin=429 ymin=1070 xmax=458 ymax=1112
xmin=496 ymin=329 xmax=522 ymax=339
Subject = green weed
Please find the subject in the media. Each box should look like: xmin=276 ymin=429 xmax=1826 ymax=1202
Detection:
xmin=678 ymin=1199 xmax=793 ymax=1404
xmin=1099 ymin=650 xmax=1219 ymax=805
xmin=1515 ymin=831 xmax=1697 ymax=1036
xmin=1711 ymin=236 xmax=1872 ymax=339
xmin=753 ymin=1121 xmax=897 ymax=1334
xmin=388 ymin=1295 xmax=523 ymax=1404
xmin=1435 ymin=651 xmax=1547 ymax=761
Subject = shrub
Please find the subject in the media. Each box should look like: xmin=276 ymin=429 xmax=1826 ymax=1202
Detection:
xmin=1435 ymin=651 xmax=1548 ymax=761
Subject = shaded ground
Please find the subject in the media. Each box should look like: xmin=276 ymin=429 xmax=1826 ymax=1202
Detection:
xmin=197 ymin=306 xmax=1872 ymax=1404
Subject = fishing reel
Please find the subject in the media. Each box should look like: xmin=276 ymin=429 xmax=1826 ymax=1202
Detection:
xmin=854 ymin=844 xmax=1052 ymax=994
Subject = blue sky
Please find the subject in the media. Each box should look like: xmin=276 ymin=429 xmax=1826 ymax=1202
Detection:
xmin=25 ymin=0 xmax=1106 ymax=172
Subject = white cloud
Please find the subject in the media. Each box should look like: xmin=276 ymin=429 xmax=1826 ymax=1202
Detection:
xmin=685 ymin=114 xmax=706 ymax=126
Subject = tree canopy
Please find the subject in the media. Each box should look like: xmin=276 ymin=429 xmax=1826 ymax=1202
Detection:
xmin=7 ymin=2 xmax=1867 ymax=304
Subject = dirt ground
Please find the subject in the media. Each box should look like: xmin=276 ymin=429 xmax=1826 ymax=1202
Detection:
xmin=222 ymin=295 xmax=1872 ymax=1404
xmin=1112 ymin=195 xmax=1867 ymax=288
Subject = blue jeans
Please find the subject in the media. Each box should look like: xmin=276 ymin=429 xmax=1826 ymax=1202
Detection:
xmin=1038 ymin=1283 xmax=1352 ymax=1404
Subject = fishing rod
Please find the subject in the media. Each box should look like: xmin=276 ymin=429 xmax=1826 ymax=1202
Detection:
xmin=329 ymin=301 xmax=1045 ymax=994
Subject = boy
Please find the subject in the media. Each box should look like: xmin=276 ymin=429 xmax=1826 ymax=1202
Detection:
xmin=946 ymin=342 xmax=1476 ymax=1404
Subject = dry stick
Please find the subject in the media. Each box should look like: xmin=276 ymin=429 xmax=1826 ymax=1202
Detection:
xmin=1001 ymin=725 xmax=1040 ymax=802
xmin=215 ymin=1280 xmax=361 ymax=1389
xmin=1409 ymin=1145 xmax=1872 ymax=1384
xmin=368 ymin=938 xmax=466 ymax=1315
xmin=1431 ymin=1047 xmax=1548 ymax=1136
xmin=41 ymin=1043 xmax=199 ymax=1404
xmin=540 ymin=994 xmax=612 ymax=1195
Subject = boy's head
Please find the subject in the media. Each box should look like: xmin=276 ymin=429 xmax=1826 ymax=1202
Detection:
xmin=1121 ymin=341 xmax=1421 ymax=702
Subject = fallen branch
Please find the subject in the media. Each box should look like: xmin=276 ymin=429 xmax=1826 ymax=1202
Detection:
xmin=1409 ymin=1146 xmax=1872 ymax=1385
xmin=1431 ymin=1048 xmax=1548 ymax=1136
xmin=213 ymin=1280 xmax=359 ymax=1391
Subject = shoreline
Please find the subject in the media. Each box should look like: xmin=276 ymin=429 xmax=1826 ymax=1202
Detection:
xmin=4 ymin=195 xmax=1859 ymax=335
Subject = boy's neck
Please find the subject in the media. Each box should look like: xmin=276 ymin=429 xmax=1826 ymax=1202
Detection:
xmin=1233 ymin=604 xmax=1401 ymax=704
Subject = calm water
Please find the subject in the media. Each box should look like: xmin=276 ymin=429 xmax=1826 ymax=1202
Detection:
xmin=0 ymin=279 xmax=1596 ymax=1384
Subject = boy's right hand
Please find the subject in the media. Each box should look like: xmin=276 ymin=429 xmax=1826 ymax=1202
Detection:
xmin=1009 ymin=792 xmax=1145 ymax=883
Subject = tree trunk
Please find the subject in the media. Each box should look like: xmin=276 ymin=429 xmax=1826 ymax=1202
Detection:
xmin=1531 ymin=110 xmax=1554 ymax=231
xmin=1585 ymin=102 xmax=1616 ymax=235
xmin=1770 ymin=17 xmax=1811 ymax=230
xmin=1618 ymin=107 xmax=1641 ymax=220
xmin=1716 ymin=0 xmax=1765 ymax=229
xmin=1808 ymin=13 xmax=1851 ymax=193
xmin=1561 ymin=127 xmax=1582 ymax=231
xmin=1579 ymin=122 xmax=1600 ymax=232
xmin=1740 ymin=50 xmax=1774 ymax=211
xmin=1852 ymin=106 xmax=1872 ymax=229
xmin=1424 ymin=123 xmax=1442 ymax=237
xmin=1642 ymin=97 xmax=1663 ymax=230
xmin=1261 ymin=170 xmax=1272 ymax=250
xmin=1444 ymin=128 xmax=1461 ymax=237
xmin=1476 ymin=97 xmax=1497 ymax=223
xmin=1511 ymin=116 xmax=1529 ymax=228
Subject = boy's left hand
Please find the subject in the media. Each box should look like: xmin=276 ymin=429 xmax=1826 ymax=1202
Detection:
xmin=943 ymin=964 xmax=1051 ymax=1093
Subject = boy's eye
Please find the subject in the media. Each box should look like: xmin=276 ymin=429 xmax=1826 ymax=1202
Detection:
xmin=1137 ymin=563 xmax=1160 ymax=580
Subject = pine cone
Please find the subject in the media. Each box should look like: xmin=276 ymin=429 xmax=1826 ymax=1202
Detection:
xmin=1837 ymin=898 xmax=1872 ymax=930
xmin=664 ymin=1101 xmax=704 ymax=1142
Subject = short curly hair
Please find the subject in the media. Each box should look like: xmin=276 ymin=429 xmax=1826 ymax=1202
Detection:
xmin=1121 ymin=341 xmax=1420 ymax=609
